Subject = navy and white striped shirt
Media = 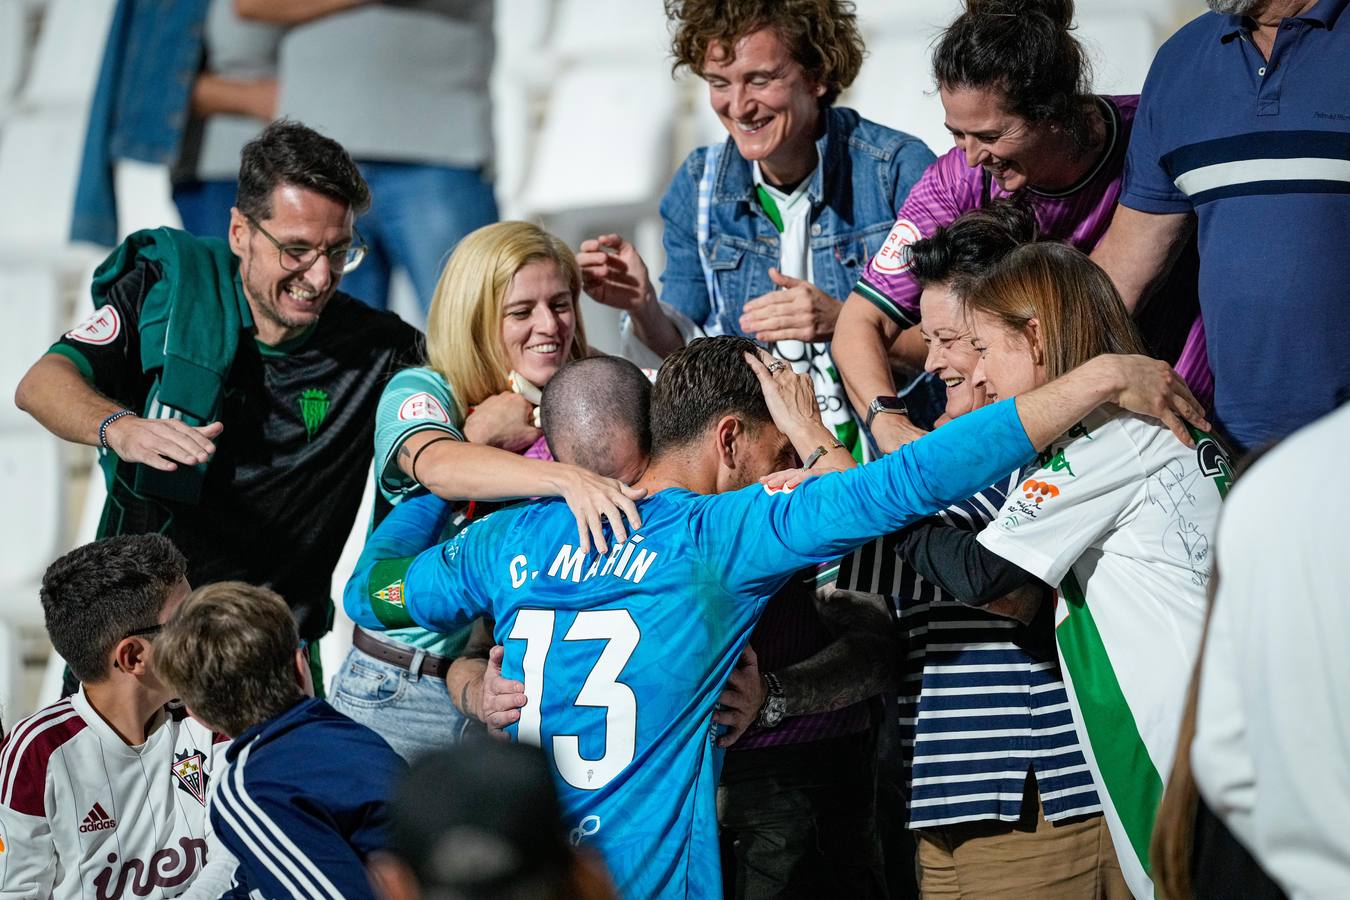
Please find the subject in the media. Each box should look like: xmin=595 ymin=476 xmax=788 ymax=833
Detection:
xmin=211 ymin=698 xmax=405 ymax=899
xmin=837 ymin=475 xmax=1101 ymax=828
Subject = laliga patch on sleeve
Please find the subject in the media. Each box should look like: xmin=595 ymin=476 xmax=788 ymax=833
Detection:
xmin=869 ymin=219 xmax=922 ymax=276
xmin=398 ymin=391 xmax=451 ymax=423
xmin=65 ymin=305 xmax=122 ymax=346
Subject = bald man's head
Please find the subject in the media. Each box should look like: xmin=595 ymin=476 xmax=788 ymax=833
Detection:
xmin=540 ymin=357 xmax=651 ymax=484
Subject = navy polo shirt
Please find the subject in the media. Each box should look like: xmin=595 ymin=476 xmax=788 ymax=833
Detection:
xmin=1122 ymin=0 xmax=1350 ymax=451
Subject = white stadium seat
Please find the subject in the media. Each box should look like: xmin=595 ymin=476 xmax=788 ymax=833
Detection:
xmin=0 ymin=109 xmax=90 ymax=251
xmin=0 ymin=425 xmax=60 ymax=727
xmin=0 ymin=266 xmax=61 ymax=428
xmin=0 ymin=429 xmax=65 ymax=588
xmin=551 ymin=0 xmax=669 ymax=62
xmin=519 ymin=63 xmax=679 ymax=217
xmin=843 ymin=32 xmax=951 ymax=161
xmin=0 ymin=0 xmax=30 ymax=118
xmin=1076 ymin=12 xmax=1160 ymax=96
xmin=19 ymin=0 xmax=115 ymax=109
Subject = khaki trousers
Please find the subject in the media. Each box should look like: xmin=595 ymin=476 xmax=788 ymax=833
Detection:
xmin=915 ymin=782 xmax=1131 ymax=899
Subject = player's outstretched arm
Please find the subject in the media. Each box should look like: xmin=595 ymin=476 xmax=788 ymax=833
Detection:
xmin=1015 ymin=353 xmax=1207 ymax=449
xmin=702 ymin=352 xmax=1208 ymax=595
xmin=345 ymin=492 xmax=500 ymax=635
xmin=343 ymin=493 xmax=451 ymax=631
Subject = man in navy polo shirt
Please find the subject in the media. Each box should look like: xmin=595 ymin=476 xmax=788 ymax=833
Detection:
xmin=1092 ymin=0 xmax=1350 ymax=453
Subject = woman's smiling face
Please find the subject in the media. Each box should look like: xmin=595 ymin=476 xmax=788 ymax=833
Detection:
xmin=499 ymin=259 xmax=577 ymax=387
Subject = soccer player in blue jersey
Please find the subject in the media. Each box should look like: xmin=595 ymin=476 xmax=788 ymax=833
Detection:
xmin=346 ymin=335 xmax=1204 ymax=899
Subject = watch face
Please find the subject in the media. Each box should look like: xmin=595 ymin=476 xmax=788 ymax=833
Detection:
xmin=871 ymin=396 xmax=907 ymax=414
xmin=760 ymin=696 xmax=787 ymax=728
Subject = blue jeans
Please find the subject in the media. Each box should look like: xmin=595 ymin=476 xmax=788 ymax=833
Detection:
xmin=328 ymin=644 xmax=475 ymax=762
xmin=172 ymin=178 xmax=238 ymax=242
xmin=339 ymin=161 xmax=499 ymax=312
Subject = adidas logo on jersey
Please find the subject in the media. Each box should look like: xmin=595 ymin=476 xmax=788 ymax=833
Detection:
xmin=79 ymin=802 xmax=117 ymax=833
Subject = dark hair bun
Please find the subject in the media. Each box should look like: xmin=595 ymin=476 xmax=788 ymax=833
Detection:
xmin=965 ymin=0 xmax=1074 ymax=30
xmin=932 ymin=0 xmax=1091 ymax=147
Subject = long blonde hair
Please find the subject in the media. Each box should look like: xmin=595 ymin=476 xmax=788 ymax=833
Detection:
xmin=425 ymin=221 xmax=590 ymax=417
xmin=962 ymin=241 xmax=1147 ymax=380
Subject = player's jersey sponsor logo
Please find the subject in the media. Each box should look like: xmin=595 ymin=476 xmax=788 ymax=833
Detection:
xmin=1021 ymin=479 xmax=1061 ymax=506
xmin=298 ymin=388 xmax=331 ymax=441
xmin=66 ymin=305 xmax=122 ymax=346
xmin=1001 ymin=483 xmax=1059 ymax=532
xmin=80 ymin=802 xmax=118 ymax=833
xmin=569 ymin=815 xmax=601 ymax=846
xmin=398 ymin=391 xmax=451 ymax=423
xmin=93 ymin=836 xmax=206 ymax=900
xmin=870 ymin=218 xmax=922 ymax=275
xmin=171 ymin=750 xmax=208 ymax=806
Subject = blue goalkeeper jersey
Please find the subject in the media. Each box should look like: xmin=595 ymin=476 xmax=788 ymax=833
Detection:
xmin=345 ymin=399 xmax=1033 ymax=899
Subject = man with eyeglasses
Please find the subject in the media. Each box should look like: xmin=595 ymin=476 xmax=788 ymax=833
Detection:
xmin=16 ymin=121 xmax=422 ymax=690
xmin=0 ymin=535 xmax=235 ymax=899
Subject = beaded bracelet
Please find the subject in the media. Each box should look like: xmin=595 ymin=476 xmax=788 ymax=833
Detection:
xmin=98 ymin=409 xmax=137 ymax=450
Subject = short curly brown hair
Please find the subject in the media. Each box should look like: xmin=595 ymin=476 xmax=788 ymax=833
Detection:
xmin=666 ymin=0 xmax=865 ymax=106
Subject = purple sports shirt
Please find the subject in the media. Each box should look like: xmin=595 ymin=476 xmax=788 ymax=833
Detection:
xmin=854 ymin=95 xmax=1211 ymax=404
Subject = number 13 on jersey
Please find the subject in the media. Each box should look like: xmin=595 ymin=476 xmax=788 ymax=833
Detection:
xmin=509 ymin=608 xmax=640 ymax=790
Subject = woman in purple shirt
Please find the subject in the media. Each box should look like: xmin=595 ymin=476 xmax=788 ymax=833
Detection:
xmin=834 ymin=0 xmax=1207 ymax=455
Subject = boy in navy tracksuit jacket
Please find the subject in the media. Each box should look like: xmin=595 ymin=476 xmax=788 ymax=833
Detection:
xmin=156 ymin=580 xmax=406 ymax=900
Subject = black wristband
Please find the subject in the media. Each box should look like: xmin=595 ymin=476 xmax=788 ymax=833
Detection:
xmin=410 ymin=436 xmax=458 ymax=485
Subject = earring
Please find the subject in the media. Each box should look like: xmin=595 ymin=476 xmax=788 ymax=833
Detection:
xmin=113 ymin=661 xmax=120 ymax=669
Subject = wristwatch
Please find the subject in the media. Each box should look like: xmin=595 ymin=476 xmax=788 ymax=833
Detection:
xmin=865 ymin=395 xmax=908 ymax=430
xmin=756 ymin=672 xmax=787 ymax=729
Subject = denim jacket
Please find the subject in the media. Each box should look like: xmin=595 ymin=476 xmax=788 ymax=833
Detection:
xmin=71 ymin=0 xmax=210 ymax=247
xmin=657 ymin=106 xmax=934 ymax=337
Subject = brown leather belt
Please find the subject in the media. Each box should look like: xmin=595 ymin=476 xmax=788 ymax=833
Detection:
xmin=352 ymin=626 xmax=453 ymax=679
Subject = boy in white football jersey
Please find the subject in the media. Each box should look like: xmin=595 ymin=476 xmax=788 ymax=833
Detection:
xmin=0 ymin=535 xmax=231 ymax=899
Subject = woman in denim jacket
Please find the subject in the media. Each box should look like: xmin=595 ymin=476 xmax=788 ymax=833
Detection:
xmin=579 ymin=0 xmax=937 ymax=458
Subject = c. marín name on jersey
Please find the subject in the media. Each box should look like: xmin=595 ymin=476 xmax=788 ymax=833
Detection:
xmin=510 ymin=533 xmax=660 ymax=588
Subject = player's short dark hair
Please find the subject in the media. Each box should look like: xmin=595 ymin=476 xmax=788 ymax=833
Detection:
xmin=155 ymin=582 xmax=303 ymax=737
xmin=651 ymin=336 xmax=771 ymax=456
xmin=541 ymin=357 xmax=652 ymax=478
xmin=667 ymin=0 xmax=865 ymax=106
xmin=933 ymin=0 xmax=1095 ymax=149
xmin=909 ymin=198 xmax=1039 ymax=289
xmin=40 ymin=535 xmax=187 ymax=684
xmin=235 ymin=119 xmax=371 ymax=221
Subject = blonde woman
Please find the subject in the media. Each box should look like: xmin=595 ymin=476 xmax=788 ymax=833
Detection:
xmin=329 ymin=221 xmax=644 ymax=761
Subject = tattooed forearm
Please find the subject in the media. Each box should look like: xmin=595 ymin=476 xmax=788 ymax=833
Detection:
xmin=776 ymin=589 xmax=900 ymax=717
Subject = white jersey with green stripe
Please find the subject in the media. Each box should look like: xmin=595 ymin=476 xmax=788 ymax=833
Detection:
xmin=751 ymin=163 xmax=865 ymax=460
xmin=976 ymin=409 xmax=1231 ymax=900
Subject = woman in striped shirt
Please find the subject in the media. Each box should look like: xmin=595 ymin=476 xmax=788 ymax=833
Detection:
xmin=837 ymin=201 xmax=1129 ymax=898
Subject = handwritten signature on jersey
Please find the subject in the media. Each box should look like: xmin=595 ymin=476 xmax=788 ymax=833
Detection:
xmin=1146 ymin=459 xmax=1211 ymax=586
